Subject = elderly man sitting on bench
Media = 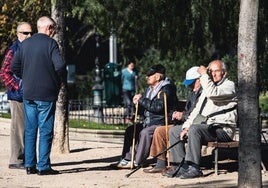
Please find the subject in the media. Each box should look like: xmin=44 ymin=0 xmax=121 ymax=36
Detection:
xmin=163 ymin=60 xmax=237 ymax=179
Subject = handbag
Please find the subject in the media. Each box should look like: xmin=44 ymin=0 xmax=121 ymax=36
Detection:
xmin=193 ymin=114 xmax=208 ymax=124
xmin=193 ymin=97 xmax=237 ymax=124
xmin=193 ymin=97 xmax=208 ymax=124
xmin=7 ymin=75 xmax=23 ymax=102
xmin=193 ymin=97 xmax=237 ymax=125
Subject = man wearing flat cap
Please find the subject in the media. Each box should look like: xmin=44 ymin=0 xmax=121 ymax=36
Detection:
xmin=117 ymin=64 xmax=179 ymax=169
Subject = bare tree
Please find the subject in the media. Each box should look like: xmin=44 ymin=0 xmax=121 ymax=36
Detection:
xmin=238 ymin=0 xmax=261 ymax=187
xmin=51 ymin=0 xmax=70 ymax=154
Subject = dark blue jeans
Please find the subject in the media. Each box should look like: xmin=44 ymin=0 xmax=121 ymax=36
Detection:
xmin=23 ymin=100 xmax=56 ymax=171
xmin=123 ymin=90 xmax=135 ymax=119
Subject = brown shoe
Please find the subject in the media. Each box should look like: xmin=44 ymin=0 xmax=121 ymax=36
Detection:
xmin=143 ymin=167 xmax=166 ymax=173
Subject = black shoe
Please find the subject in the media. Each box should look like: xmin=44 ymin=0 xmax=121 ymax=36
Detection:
xmin=26 ymin=167 xmax=38 ymax=174
xmin=37 ymin=169 xmax=60 ymax=175
xmin=179 ymin=166 xmax=203 ymax=179
xmin=162 ymin=166 xmax=187 ymax=178
xmin=9 ymin=164 xmax=25 ymax=169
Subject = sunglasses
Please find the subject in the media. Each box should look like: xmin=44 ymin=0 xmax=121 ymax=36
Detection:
xmin=19 ymin=31 xmax=33 ymax=35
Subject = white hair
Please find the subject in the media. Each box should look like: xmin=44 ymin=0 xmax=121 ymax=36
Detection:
xmin=209 ymin=60 xmax=227 ymax=72
xmin=17 ymin=22 xmax=31 ymax=32
xmin=37 ymin=16 xmax=56 ymax=28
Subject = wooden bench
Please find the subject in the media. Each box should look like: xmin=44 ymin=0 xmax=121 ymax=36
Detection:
xmin=207 ymin=140 xmax=239 ymax=175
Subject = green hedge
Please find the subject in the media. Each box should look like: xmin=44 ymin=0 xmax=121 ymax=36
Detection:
xmin=260 ymin=94 xmax=268 ymax=114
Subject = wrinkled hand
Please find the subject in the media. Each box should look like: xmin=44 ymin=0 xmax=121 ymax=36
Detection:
xmin=172 ymin=111 xmax=183 ymax=121
xmin=197 ymin=66 xmax=207 ymax=75
xmin=180 ymin=129 xmax=188 ymax=141
xmin=133 ymin=94 xmax=142 ymax=104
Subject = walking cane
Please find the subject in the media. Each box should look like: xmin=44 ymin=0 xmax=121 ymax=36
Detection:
xmin=130 ymin=103 xmax=139 ymax=169
xmin=157 ymin=91 xmax=170 ymax=167
xmin=125 ymin=139 xmax=183 ymax=178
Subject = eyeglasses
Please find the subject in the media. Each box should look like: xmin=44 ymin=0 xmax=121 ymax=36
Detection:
xmin=19 ymin=31 xmax=33 ymax=35
xmin=209 ymin=69 xmax=222 ymax=74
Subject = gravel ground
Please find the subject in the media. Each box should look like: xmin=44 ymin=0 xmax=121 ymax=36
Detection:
xmin=1 ymin=118 xmax=268 ymax=188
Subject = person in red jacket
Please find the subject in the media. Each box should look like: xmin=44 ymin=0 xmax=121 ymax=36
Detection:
xmin=0 ymin=22 xmax=32 ymax=169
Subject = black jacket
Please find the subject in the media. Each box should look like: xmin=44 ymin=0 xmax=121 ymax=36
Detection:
xmin=11 ymin=33 xmax=66 ymax=101
xmin=138 ymin=77 xmax=179 ymax=126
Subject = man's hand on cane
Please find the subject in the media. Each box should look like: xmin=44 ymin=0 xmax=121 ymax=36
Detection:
xmin=133 ymin=94 xmax=142 ymax=104
xmin=180 ymin=128 xmax=188 ymax=141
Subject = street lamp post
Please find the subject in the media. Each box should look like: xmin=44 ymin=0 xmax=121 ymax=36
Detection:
xmin=92 ymin=33 xmax=103 ymax=123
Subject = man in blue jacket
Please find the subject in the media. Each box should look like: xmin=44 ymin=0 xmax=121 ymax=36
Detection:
xmin=12 ymin=16 xmax=66 ymax=175
xmin=0 ymin=22 xmax=32 ymax=169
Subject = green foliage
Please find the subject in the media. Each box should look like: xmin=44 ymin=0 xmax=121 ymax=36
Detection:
xmin=260 ymin=94 xmax=268 ymax=114
xmin=221 ymin=54 xmax=238 ymax=84
xmin=134 ymin=48 xmax=198 ymax=100
xmin=69 ymin=119 xmax=127 ymax=130
xmin=75 ymin=70 xmax=95 ymax=99
xmin=0 ymin=1 xmax=50 ymax=61
xmin=1 ymin=0 xmax=268 ymax=96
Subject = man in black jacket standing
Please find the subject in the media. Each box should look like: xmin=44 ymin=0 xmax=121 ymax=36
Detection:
xmin=12 ymin=16 xmax=66 ymax=175
xmin=117 ymin=64 xmax=179 ymax=169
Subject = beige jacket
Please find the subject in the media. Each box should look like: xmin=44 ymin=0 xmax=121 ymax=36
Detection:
xmin=182 ymin=74 xmax=237 ymax=138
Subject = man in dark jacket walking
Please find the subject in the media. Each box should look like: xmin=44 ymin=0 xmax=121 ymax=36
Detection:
xmin=117 ymin=64 xmax=179 ymax=169
xmin=11 ymin=16 xmax=66 ymax=175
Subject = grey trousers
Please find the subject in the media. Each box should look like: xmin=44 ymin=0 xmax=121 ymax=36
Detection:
xmin=169 ymin=125 xmax=185 ymax=163
xmin=122 ymin=123 xmax=159 ymax=164
xmin=169 ymin=124 xmax=232 ymax=166
xmin=9 ymin=100 xmax=24 ymax=165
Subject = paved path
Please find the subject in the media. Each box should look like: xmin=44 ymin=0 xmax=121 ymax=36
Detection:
xmin=1 ymin=118 xmax=268 ymax=187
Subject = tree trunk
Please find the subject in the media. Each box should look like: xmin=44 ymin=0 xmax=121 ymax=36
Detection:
xmin=237 ymin=0 xmax=260 ymax=187
xmin=51 ymin=0 xmax=70 ymax=154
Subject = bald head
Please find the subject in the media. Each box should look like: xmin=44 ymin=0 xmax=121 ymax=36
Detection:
xmin=208 ymin=60 xmax=227 ymax=83
xmin=37 ymin=16 xmax=56 ymax=37
xmin=209 ymin=60 xmax=226 ymax=72
xmin=37 ymin=16 xmax=56 ymax=29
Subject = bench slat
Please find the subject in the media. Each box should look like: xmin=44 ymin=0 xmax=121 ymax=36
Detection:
xmin=207 ymin=141 xmax=239 ymax=148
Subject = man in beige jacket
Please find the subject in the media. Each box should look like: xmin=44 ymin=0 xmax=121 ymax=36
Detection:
xmin=164 ymin=60 xmax=237 ymax=179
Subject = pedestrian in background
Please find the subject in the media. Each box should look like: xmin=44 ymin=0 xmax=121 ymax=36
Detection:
xmin=121 ymin=60 xmax=138 ymax=124
xmin=0 ymin=22 xmax=33 ymax=169
xmin=12 ymin=16 xmax=66 ymax=175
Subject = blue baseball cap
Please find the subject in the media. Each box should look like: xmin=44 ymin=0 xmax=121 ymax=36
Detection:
xmin=183 ymin=66 xmax=201 ymax=86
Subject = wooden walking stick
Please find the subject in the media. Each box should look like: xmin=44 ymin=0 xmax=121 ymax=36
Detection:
xmin=157 ymin=91 xmax=170 ymax=167
xmin=130 ymin=103 xmax=139 ymax=169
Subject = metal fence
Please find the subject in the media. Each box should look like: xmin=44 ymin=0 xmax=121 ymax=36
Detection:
xmin=68 ymin=99 xmax=142 ymax=125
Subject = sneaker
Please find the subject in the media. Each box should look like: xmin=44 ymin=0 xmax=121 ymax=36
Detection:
xmin=179 ymin=166 xmax=203 ymax=179
xmin=117 ymin=159 xmax=137 ymax=169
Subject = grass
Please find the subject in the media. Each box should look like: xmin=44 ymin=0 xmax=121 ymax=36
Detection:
xmin=0 ymin=113 xmax=11 ymax=119
xmin=69 ymin=119 xmax=127 ymax=130
xmin=0 ymin=113 xmax=127 ymax=130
